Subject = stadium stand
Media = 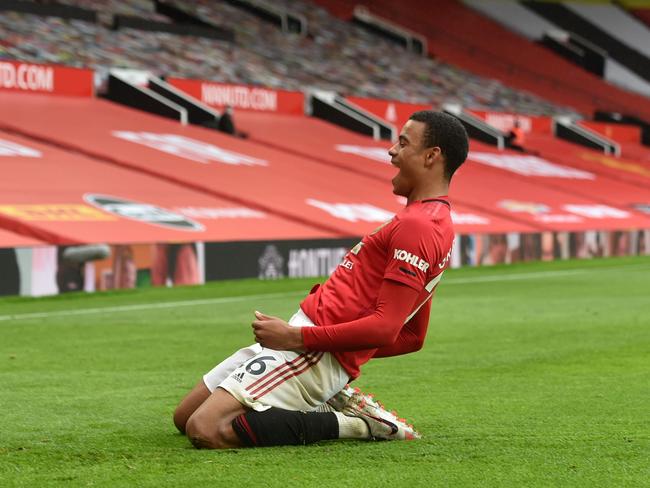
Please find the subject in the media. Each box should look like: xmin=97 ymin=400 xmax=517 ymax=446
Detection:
xmin=56 ymin=0 xmax=172 ymax=23
xmin=462 ymin=0 xmax=650 ymax=98
xmin=0 ymin=1 xmax=649 ymax=296
xmin=522 ymin=132 xmax=650 ymax=188
xmin=0 ymin=1 xmax=576 ymax=115
xmin=233 ymin=109 xmax=650 ymax=232
xmin=522 ymin=1 xmax=650 ymax=88
xmin=0 ymin=129 xmax=338 ymax=244
xmin=312 ymin=0 xmax=650 ymax=121
xmin=465 ymin=140 xmax=650 ymax=214
xmin=451 ymin=146 xmax=650 ymax=232
xmin=0 ymin=92 xmax=409 ymax=237
xmin=0 ymin=12 xmax=239 ymax=81
xmin=562 ymin=2 xmax=650 ymax=61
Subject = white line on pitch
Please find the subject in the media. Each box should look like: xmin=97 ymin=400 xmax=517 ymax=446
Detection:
xmin=443 ymin=269 xmax=585 ymax=284
xmin=0 ymin=265 xmax=641 ymax=322
xmin=0 ymin=291 xmax=304 ymax=322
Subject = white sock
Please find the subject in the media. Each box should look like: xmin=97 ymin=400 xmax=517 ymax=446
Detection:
xmin=334 ymin=412 xmax=370 ymax=439
xmin=313 ymin=403 xmax=336 ymax=413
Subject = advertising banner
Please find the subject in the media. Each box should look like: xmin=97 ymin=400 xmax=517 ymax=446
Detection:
xmin=469 ymin=110 xmax=553 ymax=134
xmin=579 ymin=121 xmax=641 ymax=144
xmin=2 ymin=229 xmax=649 ymax=297
xmin=345 ymin=96 xmax=430 ymax=132
xmin=0 ymin=60 xmax=93 ymax=97
xmin=167 ymin=77 xmax=305 ymax=115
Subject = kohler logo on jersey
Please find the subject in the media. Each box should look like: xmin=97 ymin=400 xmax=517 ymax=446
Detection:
xmin=393 ymin=249 xmax=429 ymax=272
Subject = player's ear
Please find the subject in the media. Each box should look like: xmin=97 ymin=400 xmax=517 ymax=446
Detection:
xmin=424 ymin=146 xmax=441 ymax=168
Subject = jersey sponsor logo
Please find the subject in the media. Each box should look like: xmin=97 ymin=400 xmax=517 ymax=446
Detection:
xmin=393 ymin=249 xmax=429 ymax=272
xmin=112 ymin=131 xmax=268 ymax=166
xmin=469 ymin=152 xmax=594 ymax=179
xmin=84 ymin=194 xmax=204 ymax=231
xmin=0 ymin=139 xmax=42 ymax=158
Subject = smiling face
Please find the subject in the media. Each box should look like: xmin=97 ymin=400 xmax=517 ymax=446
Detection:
xmin=388 ymin=120 xmax=441 ymax=200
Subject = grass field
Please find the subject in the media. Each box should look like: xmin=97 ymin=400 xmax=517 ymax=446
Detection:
xmin=1 ymin=256 xmax=649 ymax=487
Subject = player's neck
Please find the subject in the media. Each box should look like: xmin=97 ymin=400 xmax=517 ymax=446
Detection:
xmin=407 ymin=182 xmax=449 ymax=205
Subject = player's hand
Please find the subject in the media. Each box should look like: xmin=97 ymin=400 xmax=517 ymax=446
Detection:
xmin=252 ymin=311 xmax=304 ymax=351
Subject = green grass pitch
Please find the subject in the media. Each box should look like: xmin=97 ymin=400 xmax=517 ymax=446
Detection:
xmin=1 ymin=256 xmax=649 ymax=487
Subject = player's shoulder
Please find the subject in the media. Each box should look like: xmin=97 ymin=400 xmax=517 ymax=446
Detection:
xmin=398 ymin=199 xmax=451 ymax=224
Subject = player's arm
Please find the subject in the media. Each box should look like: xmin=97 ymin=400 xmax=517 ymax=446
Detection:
xmin=252 ymin=278 xmax=420 ymax=351
xmin=371 ymin=298 xmax=431 ymax=358
xmin=301 ymin=278 xmax=420 ymax=351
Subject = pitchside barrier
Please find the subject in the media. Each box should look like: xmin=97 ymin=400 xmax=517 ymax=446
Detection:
xmin=1 ymin=229 xmax=649 ymax=297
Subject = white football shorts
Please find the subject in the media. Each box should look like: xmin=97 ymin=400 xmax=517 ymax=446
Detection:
xmin=203 ymin=309 xmax=349 ymax=412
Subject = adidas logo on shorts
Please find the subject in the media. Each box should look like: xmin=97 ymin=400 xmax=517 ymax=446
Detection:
xmin=232 ymin=371 xmax=245 ymax=383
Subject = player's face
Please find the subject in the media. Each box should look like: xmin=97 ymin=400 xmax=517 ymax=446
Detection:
xmin=388 ymin=120 xmax=429 ymax=199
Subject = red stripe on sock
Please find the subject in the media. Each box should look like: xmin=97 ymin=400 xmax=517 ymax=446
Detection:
xmin=237 ymin=414 xmax=259 ymax=446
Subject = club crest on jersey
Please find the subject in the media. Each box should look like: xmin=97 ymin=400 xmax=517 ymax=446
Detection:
xmin=393 ymin=249 xmax=429 ymax=272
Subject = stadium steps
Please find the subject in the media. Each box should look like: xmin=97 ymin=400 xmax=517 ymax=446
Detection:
xmin=313 ymin=0 xmax=650 ymax=122
xmin=522 ymin=1 xmax=650 ymax=84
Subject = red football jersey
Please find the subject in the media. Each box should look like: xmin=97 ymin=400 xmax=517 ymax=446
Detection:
xmin=300 ymin=197 xmax=455 ymax=378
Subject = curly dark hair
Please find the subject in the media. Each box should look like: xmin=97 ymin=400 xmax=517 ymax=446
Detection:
xmin=409 ymin=111 xmax=469 ymax=181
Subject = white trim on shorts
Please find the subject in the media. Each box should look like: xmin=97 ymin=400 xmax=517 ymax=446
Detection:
xmin=203 ymin=309 xmax=349 ymax=412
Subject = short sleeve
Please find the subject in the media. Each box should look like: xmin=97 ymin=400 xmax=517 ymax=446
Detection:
xmin=383 ymin=216 xmax=439 ymax=290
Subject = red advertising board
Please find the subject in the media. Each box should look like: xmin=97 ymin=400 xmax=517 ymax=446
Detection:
xmin=167 ymin=77 xmax=304 ymax=115
xmin=469 ymin=110 xmax=553 ymax=134
xmin=579 ymin=121 xmax=641 ymax=144
xmin=0 ymin=60 xmax=93 ymax=97
xmin=346 ymin=96 xmax=429 ymax=132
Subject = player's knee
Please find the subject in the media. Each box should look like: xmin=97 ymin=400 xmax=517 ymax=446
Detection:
xmin=173 ymin=405 xmax=189 ymax=434
xmin=185 ymin=414 xmax=231 ymax=450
